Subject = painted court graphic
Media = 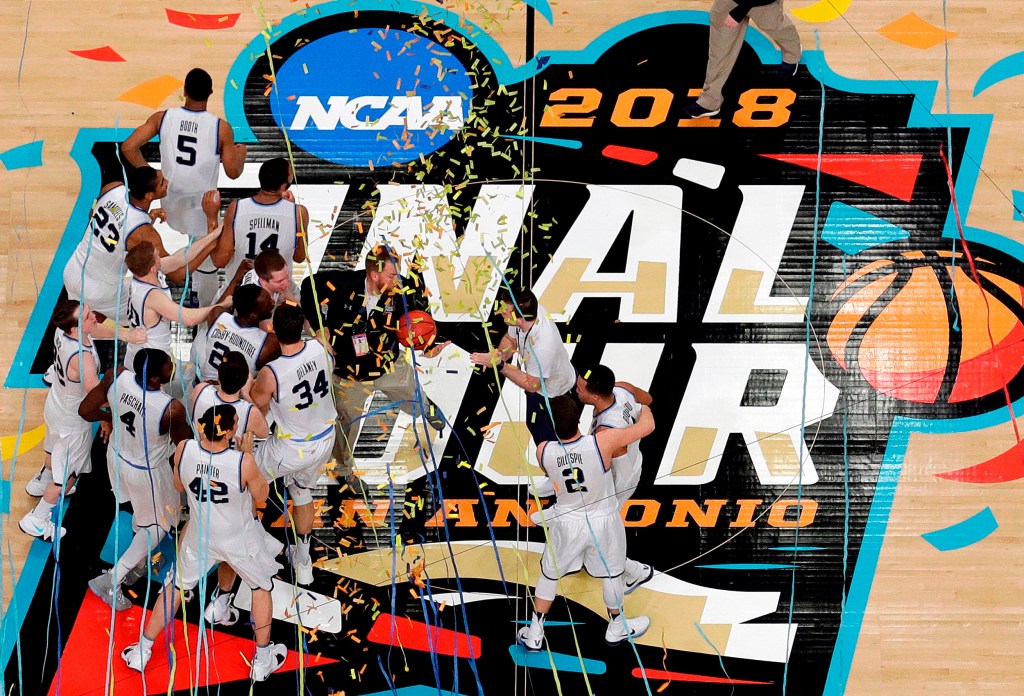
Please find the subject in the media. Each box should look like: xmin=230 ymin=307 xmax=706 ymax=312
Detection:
xmin=3 ymin=2 xmax=1024 ymax=695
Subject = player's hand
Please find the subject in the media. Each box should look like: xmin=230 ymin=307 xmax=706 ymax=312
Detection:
xmin=240 ymin=259 xmax=254 ymax=273
xmin=469 ymin=350 xmax=502 ymax=367
xmin=124 ymin=327 xmax=148 ymax=344
xmin=201 ymin=190 xmax=221 ymax=221
xmin=725 ymin=15 xmax=740 ymax=28
xmin=149 ymin=208 xmax=167 ymax=224
xmin=218 ymin=294 xmax=234 ymax=309
xmin=99 ymin=420 xmax=113 ymax=443
xmin=239 ymin=431 xmax=255 ymax=454
xmin=421 ymin=340 xmax=451 ymax=358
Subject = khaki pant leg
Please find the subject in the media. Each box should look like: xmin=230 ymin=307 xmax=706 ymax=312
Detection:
xmin=332 ymin=374 xmax=378 ymax=476
xmin=749 ymin=1 xmax=802 ymax=64
xmin=699 ymin=0 xmax=750 ymax=111
xmin=374 ymin=358 xmax=419 ymax=415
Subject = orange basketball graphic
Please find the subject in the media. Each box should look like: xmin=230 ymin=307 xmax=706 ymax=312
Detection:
xmin=827 ymin=250 xmax=1024 ymax=403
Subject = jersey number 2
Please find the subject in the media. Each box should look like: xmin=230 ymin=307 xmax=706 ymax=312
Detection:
xmin=561 ymin=466 xmax=588 ymax=493
xmin=188 ymin=477 xmax=228 ymax=504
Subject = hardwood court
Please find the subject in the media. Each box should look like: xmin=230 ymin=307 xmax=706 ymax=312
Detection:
xmin=2 ymin=1 xmax=1024 ymax=694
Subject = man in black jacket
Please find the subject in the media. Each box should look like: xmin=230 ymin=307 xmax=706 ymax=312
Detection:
xmin=685 ymin=0 xmax=802 ymax=119
xmin=300 ymin=245 xmax=445 ymax=476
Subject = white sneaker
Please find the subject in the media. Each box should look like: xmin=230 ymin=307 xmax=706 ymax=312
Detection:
xmin=88 ymin=571 xmax=131 ymax=611
xmin=251 ymin=642 xmax=287 ymax=681
xmin=204 ymin=593 xmax=239 ymax=626
xmin=287 ymin=547 xmax=314 ymax=586
xmin=623 ymin=563 xmax=655 ymax=595
xmin=25 ymin=467 xmax=52 ymax=497
xmin=605 ymin=614 xmax=650 ymax=646
xmin=19 ymin=512 xmax=65 ymax=541
xmin=516 ymin=623 xmax=544 ymax=652
xmin=121 ymin=642 xmax=152 ymax=672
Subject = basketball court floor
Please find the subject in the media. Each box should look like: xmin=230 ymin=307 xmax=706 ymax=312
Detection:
xmin=1 ymin=1 xmax=1024 ymax=694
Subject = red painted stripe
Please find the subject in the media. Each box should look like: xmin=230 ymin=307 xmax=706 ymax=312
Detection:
xmin=761 ymin=153 xmax=923 ymax=202
xmin=602 ymin=144 xmax=658 ymax=166
xmin=68 ymin=46 xmax=126 ymax=62
xmin=165 ymin=8 xmax=241 ymax=30
xmin=631 ymin=667 xmax=773 ymax=685
xmin=367 ymin=613 xmax=482 ymax=659
xmin=934 ymin=438 xmax=1024 ymax=483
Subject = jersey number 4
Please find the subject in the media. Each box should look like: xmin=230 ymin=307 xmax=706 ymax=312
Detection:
xmin=292 ymin=370 xmax=329 ymax=410
xmin=245 ymin=232 xmax=279 ymax=259
xmin=119 ymin=411 xmax=137 ymax=437
xmin=188 ymin=477 xmax=228 ymax=504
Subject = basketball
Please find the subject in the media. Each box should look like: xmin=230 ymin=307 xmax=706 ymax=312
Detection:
xmin=827 ymin=250 xmax=1024 ymax=404
xmin=396 ymin=310 xmax=437 ymax=349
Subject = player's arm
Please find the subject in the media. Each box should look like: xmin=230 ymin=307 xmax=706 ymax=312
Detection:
xmin=255 ymin=333 xmax=281 ymax=370
xmin=240 ymin=451 xmax=269 ymax=503
xmin=469 ymin=333 xmax=516 ymax=369
xmin=78 ymin=368 xmax=118 ymax=422
xmin=189 ymin=382 xmax=207 ymax=415
xmin=149 ymin=289 xmax=230 ymax=327
xmin=246 ymin=407 xmax=270 ymax=440
xmin=593 ymin=424 xmax=628 ymax=459
xmin=499 ymin=361 xmax=542 ymax=392
xmin=219 ymin=121 xmax=246 ymax=180
xmin=211 ymin=199 xmax=238 ymax=268
xmin=595 ymin=407 xmax=654 ymax=471
xmin=300 ymin=274 xmax=334 ymax=348
xmin=293 ymin=205 xmax=309 ymax=264
xmin=216 ymin=258 xmax=251 ymax=306
xmin=89 ymin=321 xmax=147 ymax=344
xmin=121 ymin=112 xmax=163 ymax=168
xmin=163 ymin=399 xmax=194 ymax=444
xmin=172 ymin=441 xmax=187 ymax=492
xmin=535 ymin=441 xmax=549 ymax=476
xmin=249 ymin=366 xmax=276 ymax=414
xmin=616 ymin=381 xmax=652 ymax=406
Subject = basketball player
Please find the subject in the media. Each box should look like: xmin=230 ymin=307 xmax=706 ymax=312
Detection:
xmin=121 ymin=404 xmax=287 ymax=682
xmin=470 ymin=287 xmax=576 ymax=445
xmin=576 ymin=364 xmax=656 ymax=593
xmin=194 ymin=283 xmax=279 ymax=381
xmin=122 ymin=68 xmax=247 ymax=306
xmin=122 ymin=241 xmax=229 ymax=371
xmin=78 ymin=349 xmax=191 ymax=610
xmin=64 ymin=167 xmax=220 ymax=321
xmin=20 ymin=301 xmax=144 ymax=540
xmin=190 ymin=350 xmax=268 ymax=444
xmin=518 ymin=395 xmax=655 ymax=651
xmin=243 ymin=249 xmax=297 ymax=305
xmin=212 ymin=158 xmax=308 ymax=287
xmin=250 ymin=302 xmax=335 ymax=585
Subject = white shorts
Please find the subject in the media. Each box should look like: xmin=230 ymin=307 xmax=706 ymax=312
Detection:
xmin=258 ymin=429 xmax=335 ymax=506
xmin=63 ymin=263 xmax=127 ymax=320
xmin=613 ymin=457 xmax=643 ymax=508
xmin=540 ymin=512 xmax=626 ymax=580
xmin=175 ymin=521 xmax=283 ymax=591
xmin=116 ymin=455 xmax=181 ymax=530
xmin=45 ymin=427 xmax=93 ymax=484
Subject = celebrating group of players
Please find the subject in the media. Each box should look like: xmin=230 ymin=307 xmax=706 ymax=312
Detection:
xmin=23 ymin=67 xmax=662 ymax=683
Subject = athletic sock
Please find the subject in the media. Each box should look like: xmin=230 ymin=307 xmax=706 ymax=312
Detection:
xmin=297 ymin=534 xmax=311 ymax=564
xmin=531 ymin=611 xmax=547 ymax=630
xmin=255 ymin=643 xmax=270 ymax=661
xmin=215 ymin=590 xmax=233 ymax=610
xmin=32 ymin=499 xmax=56 ymax=519
xmin=139 ymin=635 xmax=155 ymax=651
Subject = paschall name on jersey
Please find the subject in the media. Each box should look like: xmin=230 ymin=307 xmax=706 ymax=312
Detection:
xmin=118 ymin=391 xmax=145 ymax=412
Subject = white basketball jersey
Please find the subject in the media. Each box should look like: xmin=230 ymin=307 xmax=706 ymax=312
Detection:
xmin=178 ymin=440 xmax=253 ymax=536
xmin=123 ymin=274 xmax=173 ymax=370
xmin=192 ymin=383 xmax=253 ymax=439
xmin=541 ymin=434 xmax=617 ymax=517
xmin=159 ymin=107 xmax=221 ymax=236
xmin=224 ymin=197 xmax=298 ymax=282
xmin=590 ymin=386 xmax=643 ymax=478
xmin=108 ymin=370 xmax=173 ymax=469
xmin=69 ymin=185 xmax=151 ymax=284
xmin=200 ymin=314 xmax=269 ymax=380
xmin=47 ymin=329 xmax=100 ymax=415
xmin=266 ymin=340 xmax=334 ymax=441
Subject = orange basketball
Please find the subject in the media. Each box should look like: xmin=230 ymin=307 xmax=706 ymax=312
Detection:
xmin=396 ymin=310 xmax=437 ymax=349
xmin=827 ymin=250 xmax=1024 ymax=404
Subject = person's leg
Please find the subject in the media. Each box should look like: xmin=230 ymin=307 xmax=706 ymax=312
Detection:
xmin=204 ymin=564 xmax=240 ymax=625
xmin=332 ymin=375 xmax=377 ymax=477
xmin=697 ymin=0 xmax=749 ymax=112
xmin=248 ymin=584 xmax=287 ymax=680
xmin=749 ymin=1 xmax=802 ymax=65
xmin=518 ymin=574 xmax=559 ymax=651
xmin=121 ymin=578 xmax=184 ymax=672
xmin=91 ymin=524 xmax=167 ymax=611
xmin=524 ymin=391 xmax=558 ymax=446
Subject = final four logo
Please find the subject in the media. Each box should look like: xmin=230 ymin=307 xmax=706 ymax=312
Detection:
xmin=20 ymin=2 xmax=1024 ymax=694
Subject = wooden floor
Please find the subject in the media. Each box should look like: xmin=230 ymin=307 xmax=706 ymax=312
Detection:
xmin=2 ymin=1 xmax=1024 ymax=693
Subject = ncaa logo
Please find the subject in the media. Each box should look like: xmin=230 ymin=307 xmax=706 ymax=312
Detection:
xmin=271 ymin=28 xmax=472 ymax=167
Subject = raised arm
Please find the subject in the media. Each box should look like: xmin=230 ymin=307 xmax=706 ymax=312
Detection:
xmin=79 ymin=368 xmax=118 ymax=422
xmin=293 ymin=205 xmax=309 ymax=264
xmin=211 ymin=199 xmax=238 ymax=268
xmin=159 ymin=223 xmax=222 ymax=276
xmin=616 ymin=381 xmax=652 ymax=406
xmin=121 ymin=112 xmax=164 ymax=168
xmin=249 ymin=366 xmax=276 ymax=414
xmin=149 ymin=290 xmax=229 ymax=327
xmin=595 ymin=406 xmax=654 ymax=470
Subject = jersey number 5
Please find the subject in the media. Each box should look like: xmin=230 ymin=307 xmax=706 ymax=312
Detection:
xmin=176 ymin=134 xmax=197 ymax=166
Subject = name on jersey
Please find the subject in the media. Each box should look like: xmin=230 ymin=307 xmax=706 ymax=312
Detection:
xmin=249 ymin=217 xmax=281 ymax=232
xmin=195 ymin=461 xmax=222 ymax=480
xmin=208 ymin=326 xmax=258 ymax=359
xmin=104 ymin=201 xmax=125 ymax=218
xmin=296 ymin=359 xmax=319 ymax=380
xmin=118 ymin=390 xmax=145 ymax=412
xmin=555 ymin=451 xmax=583 ymax=468
xmin=288 ymin=96 xmax=464 ymax=132
xmin=179 ymin=120 xmax=199 ymax=135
